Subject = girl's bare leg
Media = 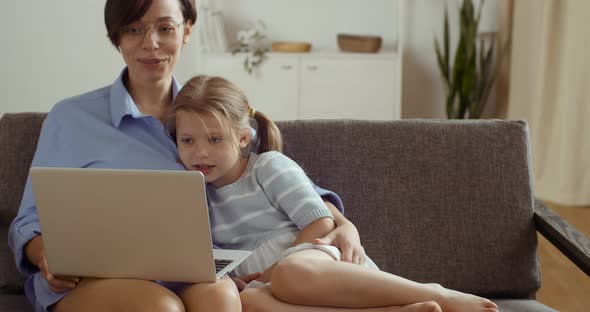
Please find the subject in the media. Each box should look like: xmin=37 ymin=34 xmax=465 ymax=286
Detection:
xmin=53 ymin=278 xmax=185 ymax=312
xmin=270 ymin=250 xmax=498 ymax=312
xmin=179 ymin=276 xmax=241 ymax=312
xmin=241 ymin=288 xmax=443 ymax=312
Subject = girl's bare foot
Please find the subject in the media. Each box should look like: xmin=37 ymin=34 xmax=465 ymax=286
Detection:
xmin=427 ymin=284 xmax=499 ymax=312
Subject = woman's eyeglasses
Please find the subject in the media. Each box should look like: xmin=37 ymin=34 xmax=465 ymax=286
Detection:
xmin=121 ymin=20 xmax=185 ymax=44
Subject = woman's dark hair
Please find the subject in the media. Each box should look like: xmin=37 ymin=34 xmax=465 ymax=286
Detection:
xmin=104 ymin=0 xmax=197 ymax=48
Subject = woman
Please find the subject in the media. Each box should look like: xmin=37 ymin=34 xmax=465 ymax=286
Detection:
xmin=8 ymin=1 xmax=364 ymax=311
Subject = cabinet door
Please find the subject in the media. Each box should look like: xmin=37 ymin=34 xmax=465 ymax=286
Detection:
xmin=201 ymin=54 xmax=299 ymax=121
xmin=299 ymin=57 xmax=399 ymax=120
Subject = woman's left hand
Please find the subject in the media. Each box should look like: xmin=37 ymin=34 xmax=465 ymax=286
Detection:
xmin=314 ymin=221 xmax=366 ymax=265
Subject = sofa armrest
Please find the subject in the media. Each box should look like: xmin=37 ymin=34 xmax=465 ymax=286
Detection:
xmin=534 ymin=198 xmax=590 ymax=276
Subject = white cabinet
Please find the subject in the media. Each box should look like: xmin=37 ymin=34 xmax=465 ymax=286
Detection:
xmin=201 ymin=54 xmax=300 ymax=121
xmin=300 ymin=56 xmax=399 ymax=120
xmin=201 ymin=52 xmax=400 ymax=121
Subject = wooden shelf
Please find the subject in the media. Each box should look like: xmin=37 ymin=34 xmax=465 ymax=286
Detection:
xmin=203 ymin=50 xmax=399 ymax=60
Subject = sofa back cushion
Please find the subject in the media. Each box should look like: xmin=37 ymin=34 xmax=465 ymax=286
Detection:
xmin=277 ymin=119 xmax=540 ymax=299
xmin=0 ymin=113 xmax=46 ymax=292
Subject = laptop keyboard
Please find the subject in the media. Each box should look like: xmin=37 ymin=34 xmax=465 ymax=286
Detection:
xmin=215 ymin=259 xmax=234 ymax=273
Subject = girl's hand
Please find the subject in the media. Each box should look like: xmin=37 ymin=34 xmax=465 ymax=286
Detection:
xmin=314 ymin=221 xmax=366 ymax=265
xmin=231 ymin=272 xmax=262 ymax=291
xmin=37 ymin=253 xmax=79 ymax=293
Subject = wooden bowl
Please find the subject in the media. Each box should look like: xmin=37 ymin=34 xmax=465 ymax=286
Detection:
xmin=337 ymin=34 xmax=382 ymax=53
xmin=271 ymin=41 xmax=312 ymax=53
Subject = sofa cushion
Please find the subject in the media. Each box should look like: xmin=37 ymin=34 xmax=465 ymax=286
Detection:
xmin=0 ymin=294 xmax=33 ymax=312
xmin=277 ymin=119 xmax=541 ymax=299
xmin=0 ymin=224 xmax=24 ymax=294
xmin=0 ymin=113 xmax=46 ymax=292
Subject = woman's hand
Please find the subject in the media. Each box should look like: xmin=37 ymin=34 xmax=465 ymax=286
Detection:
xmin=230 ymin=272 xmax=262 ymax=291
xmin=37 ymin=255 xmax=80 ymax=293
xmin=25 ymin=235 xmax=79 ymax=293
xmin=314 ymin=221 xmax=366 ymax=265
xmin=316 ymin=200 xmax=366 ymax=265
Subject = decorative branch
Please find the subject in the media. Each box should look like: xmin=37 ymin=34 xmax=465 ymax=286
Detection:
xmin=230 ymin=20 xmax=270 ymax=75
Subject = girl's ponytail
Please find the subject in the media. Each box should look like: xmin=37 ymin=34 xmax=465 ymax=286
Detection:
xmin=252 ymin=109 xmax=283 ymax=153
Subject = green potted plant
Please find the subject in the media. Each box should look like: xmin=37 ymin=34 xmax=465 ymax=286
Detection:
xmin=434 ymin=0 xmax=502 ymax=119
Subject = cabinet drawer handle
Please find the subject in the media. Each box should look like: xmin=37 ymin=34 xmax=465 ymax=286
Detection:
xmin=307 ymin=65 xmax=318 ymax=71
xmin=281 ymin=65 xmax=293 ymax=70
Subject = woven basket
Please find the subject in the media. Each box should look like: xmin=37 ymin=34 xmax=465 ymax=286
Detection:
xmin=271 ymin=41 xmax=312 ymax=53
xmin=337 ymin=34 xmax=382 ymax=53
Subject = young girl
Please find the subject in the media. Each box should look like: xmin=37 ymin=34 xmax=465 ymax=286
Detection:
xmin=168 ymin=75 xmax=499 ymax=312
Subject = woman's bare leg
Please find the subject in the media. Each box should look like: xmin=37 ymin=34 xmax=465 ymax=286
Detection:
xmin=179 ymin=276 xmax=241 ymax=312
xmin=271 ymin=250 xmax=498 ymax=312
xmin=53 ymin=278 xmax=184 ymax=312
xmin=241 ymin=288 xmax=443 ymax=312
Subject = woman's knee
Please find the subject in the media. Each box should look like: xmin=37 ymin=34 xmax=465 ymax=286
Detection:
xmin=145 ymin=293 xmax=185 ymax=312
xmin=203 ymin=277 xmax=240 ymax=302
xmin=180 ymin=277 xmax=240 ymax=311
xmin=54 ymin=278 xmax=184 ymax=312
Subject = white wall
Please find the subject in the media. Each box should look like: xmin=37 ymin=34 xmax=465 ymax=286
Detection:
xmin=0 ymin=1 xmax=199 ymax=113
xmin=0 ymin=0 xmax=497 ymax=117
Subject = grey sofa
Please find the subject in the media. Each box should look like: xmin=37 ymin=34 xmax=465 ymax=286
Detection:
xmin=1 ymin=113 xmax=589 ymax=312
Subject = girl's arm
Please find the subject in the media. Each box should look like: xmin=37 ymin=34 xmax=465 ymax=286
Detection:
xmin=255 ymin=152 xmax=365 ymax=264
xmin=256 ymin=217 xmax=336 ymax=284
xmin=254 ymin=152 xmax=334 ymax=233
xmin=292 ymin=217 xmax=336 ymax=246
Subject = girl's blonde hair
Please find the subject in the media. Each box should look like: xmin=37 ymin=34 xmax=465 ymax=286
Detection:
xmin=168 ymin=75 xmax=283 ymax=155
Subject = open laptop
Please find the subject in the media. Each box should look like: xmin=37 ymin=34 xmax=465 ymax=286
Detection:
xmin=29 ymin=167 xmax=251 ymax=283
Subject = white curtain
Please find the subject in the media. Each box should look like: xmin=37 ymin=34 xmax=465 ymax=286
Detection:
xmin=507 ymin=0 xmax=590 ymax=205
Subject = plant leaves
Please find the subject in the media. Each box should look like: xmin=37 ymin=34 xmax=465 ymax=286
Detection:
xmin=444 ymin=5 xmax=450 ymax=73
xmin=452 ymin=35 xmax=466 ymax=117
xmin=435 ymin=39 xmax=449 ymax=82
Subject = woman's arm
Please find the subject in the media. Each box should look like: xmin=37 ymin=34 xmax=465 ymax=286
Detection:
xmin=8 ymin=113 xmax=80 ymax=292
xmin=308 ymin=178 xmax=365 ymax=264
xmin=8 ymin=115 xmax=63 ymax=276
xmin=315 ymin=200 xmax=366 ymax=265
xmin=24 ymin=235 xmax=44 ymax=269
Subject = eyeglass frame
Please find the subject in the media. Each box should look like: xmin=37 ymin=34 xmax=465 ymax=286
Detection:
xmin=119 ymin=19 xmax=187 ymax=43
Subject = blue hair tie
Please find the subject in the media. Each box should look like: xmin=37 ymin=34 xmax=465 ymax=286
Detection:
xmin=250 ymin=127 xmax=257 ymax=141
